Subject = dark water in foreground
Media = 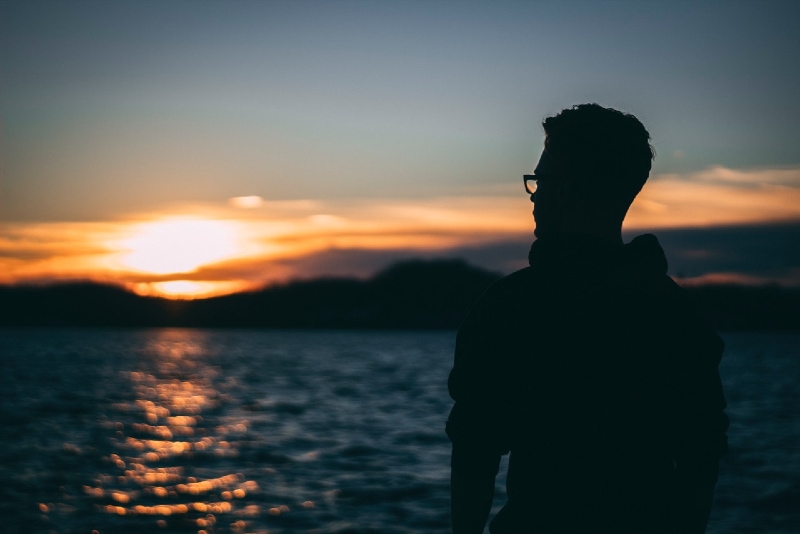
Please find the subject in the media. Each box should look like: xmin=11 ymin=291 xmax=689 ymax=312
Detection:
xmin=0 ymin=329 xmax=797 ymax=533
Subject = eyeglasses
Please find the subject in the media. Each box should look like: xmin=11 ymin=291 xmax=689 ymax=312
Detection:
xmin=523 ymin=174 xmax=538 ymax=195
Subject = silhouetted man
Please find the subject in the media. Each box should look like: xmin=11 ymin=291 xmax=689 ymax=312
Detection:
xmin=447 ymin=104 xmax=728 ymax=534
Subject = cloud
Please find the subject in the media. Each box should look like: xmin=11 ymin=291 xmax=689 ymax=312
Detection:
xmin=2 ymin=165 xmax=800 ymax=293
xmin=692 ymin=166 xmax=800 ymax=187
xmin=228 ymin=196 xmax=264 ymax=209
xmin=626 ymin=166 xmax=800 ymax=228
xmin=0 ymin=221 xmax=122 ymax=282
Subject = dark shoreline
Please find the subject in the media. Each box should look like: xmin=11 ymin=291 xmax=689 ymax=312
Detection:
xmin=2 ymin=259 xmax=798 ymax=330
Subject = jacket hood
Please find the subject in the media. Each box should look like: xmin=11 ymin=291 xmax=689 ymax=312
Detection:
xmin=622 ymin=233 xmax=668 ymax=276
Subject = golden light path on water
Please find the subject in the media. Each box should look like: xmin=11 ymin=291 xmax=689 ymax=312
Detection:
xmin=39 ymin=331 xmax=312 ymax=533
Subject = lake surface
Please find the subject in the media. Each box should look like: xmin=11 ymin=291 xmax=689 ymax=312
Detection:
xmin=0 ymin=329 xmax=798 ymax=533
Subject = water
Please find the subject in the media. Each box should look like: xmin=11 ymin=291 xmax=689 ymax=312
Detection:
xmin=0 ymin=329 xmax=798 ymax=533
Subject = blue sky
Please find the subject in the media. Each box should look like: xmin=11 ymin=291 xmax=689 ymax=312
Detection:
xmin=2 ymin=0 xmax=799 ymax=294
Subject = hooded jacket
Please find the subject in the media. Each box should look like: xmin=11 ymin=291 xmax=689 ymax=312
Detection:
xmin=447 ymin=234 xmax=728 ymax=533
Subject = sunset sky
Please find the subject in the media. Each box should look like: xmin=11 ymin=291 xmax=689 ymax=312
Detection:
xmin=2 ymin=0 xmax=799 ymax=298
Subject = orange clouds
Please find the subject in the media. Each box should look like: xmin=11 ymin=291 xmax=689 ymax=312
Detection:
xmin=2 ymin=165 xmax=799 ymax=297
xmin=0 ymin=221 xmax=121 ymax=280
xmin=627 ymin=166 xmax=800 ymax=228
xmin=228 ymin=196 xmax=264 ymax=209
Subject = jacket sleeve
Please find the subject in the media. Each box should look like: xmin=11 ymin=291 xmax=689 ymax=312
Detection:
xmin=675 ymin=325 xmax=729 ymax=485
xmin=446 ymin=288 xmax=512 ymax=479
xmin=652 ymin=279 xmax=729 ymax=534
xmin=662 ymin=279 xmax=729 ymax=485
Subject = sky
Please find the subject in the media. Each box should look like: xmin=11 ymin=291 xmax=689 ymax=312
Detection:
xmin=2 ymin=0 xmax=799 ymax=298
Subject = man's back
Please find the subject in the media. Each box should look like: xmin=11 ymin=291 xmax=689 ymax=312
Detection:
xmin=448 ymin=234 xmax=728 ymax=533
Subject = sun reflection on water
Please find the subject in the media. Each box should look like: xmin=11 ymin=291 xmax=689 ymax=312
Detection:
xmin=71 ymin=331 xmax=272 ymax=532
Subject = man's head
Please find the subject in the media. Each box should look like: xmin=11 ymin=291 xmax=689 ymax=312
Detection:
xmin=531 ymin=103 xmax=655 ymax=239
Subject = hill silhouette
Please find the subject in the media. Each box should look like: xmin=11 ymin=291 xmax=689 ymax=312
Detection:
xmin=0 ymin=259 xmax=798 ymax=329
xmin=0 ymin=259 xmax=501 ymax=328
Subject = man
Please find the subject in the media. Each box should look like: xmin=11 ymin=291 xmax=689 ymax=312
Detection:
xmin=446 ymin=104 xmax=728 ymax=534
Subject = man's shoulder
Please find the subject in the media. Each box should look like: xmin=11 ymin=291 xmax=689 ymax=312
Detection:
xmin=478 ymin=267 xmax=535 ymax=301
xmin=460 ymin=267 xmax=534 ymax=324
xmin=495 ymin=266 xmax=535 ymax=286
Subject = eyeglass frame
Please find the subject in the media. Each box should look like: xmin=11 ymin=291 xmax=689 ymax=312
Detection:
xmin=523 ymin=174 xmax=538 ymax=195
xmin=525 ymin=149 xmax=560 ymax=196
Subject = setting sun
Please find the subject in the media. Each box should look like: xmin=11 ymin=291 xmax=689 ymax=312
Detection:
xmin=117 ymin=219 xmax=242 ymax=275
xmin=130 ymin=280 xmax=251 ymax=300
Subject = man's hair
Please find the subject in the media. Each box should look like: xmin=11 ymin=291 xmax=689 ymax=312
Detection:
xmin=542 ymin=103 xmax=655 ymax=206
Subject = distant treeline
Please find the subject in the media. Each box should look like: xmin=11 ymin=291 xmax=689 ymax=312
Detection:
xmin=1 ymin=259 xmax=798 ymax=330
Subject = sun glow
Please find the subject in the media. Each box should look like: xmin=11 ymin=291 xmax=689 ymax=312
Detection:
xmin=130 ymin=280 xmax=251 ymax=299
xmin=117 ymin=219 xmax=243 ymax=275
